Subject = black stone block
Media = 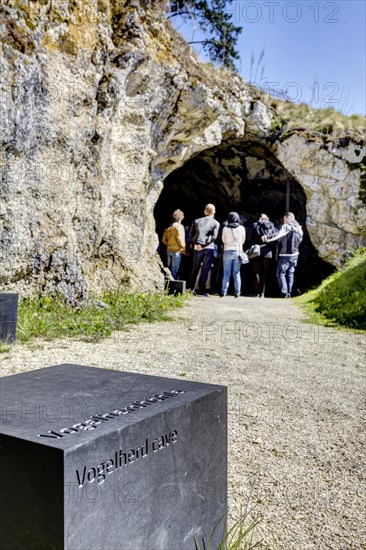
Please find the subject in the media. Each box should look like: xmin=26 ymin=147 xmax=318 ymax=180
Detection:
xmin=167 ymin=280 xmax=186 ymax=294
xmin=0 ymin=293 xmax=18 ymax=343
xmin=0 ymin=364 xmax=227 ymax=549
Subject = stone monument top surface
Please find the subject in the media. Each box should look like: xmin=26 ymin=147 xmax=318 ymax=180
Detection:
xmin=0 ymin=363 xmax=226 ymax=451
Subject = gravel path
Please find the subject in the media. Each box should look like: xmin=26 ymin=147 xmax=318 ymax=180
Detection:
xmin=1 ymin=296 xmax=365 ymax=549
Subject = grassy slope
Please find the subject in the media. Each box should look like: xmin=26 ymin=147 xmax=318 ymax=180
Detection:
xmin=269 ymin=101 xmax=366 ymax=139
xmin=297 ymin=250 xmax=366 ymax=330
xmin=13 ymin=291 xmax=187 ymax=344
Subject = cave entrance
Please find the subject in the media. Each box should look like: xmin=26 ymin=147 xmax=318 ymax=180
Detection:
xmin=154 ymin=139 xmax=334 ymax=295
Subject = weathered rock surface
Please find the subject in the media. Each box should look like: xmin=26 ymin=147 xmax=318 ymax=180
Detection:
xmin=0 ymin=0 xmax=365 ymax=302
xmin=274 ymin=135 xmax=366 ymax=265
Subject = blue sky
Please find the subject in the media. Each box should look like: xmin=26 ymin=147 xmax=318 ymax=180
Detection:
xmin=173 ymin=0 xmax=366 ymax=115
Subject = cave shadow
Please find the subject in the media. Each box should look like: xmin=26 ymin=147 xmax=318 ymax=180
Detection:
xmin=154 ymin=140 xmax=335 ymax=296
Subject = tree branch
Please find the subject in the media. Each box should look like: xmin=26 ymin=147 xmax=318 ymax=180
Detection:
xmin=166 ymin=10 xmax=191 ymax=19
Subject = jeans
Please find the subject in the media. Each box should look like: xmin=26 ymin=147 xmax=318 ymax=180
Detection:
xmin=221 ymin=250 xmax=241 ymax=296
xmin=189 ymin=248 xmax=214 ymax=292
xmin=277 ymin=256 xmax=298 ymax=296
xmin=167 ymin=252 xmax=181 ymax=279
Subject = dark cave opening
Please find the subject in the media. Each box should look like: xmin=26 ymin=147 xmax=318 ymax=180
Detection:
xmin=154 ymin=140 xmax=335 ymax=296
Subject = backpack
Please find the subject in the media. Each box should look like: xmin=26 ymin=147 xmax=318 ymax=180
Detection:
xmin=289 ymin=225 xmax=303 ymax=253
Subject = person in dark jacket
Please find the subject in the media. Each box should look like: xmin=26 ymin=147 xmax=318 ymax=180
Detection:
xmin=188 ymin=204 xmax=220 ymax=296
xmin=262 ymin=212 xmax=303 ymax=298
xmin=250 ymin=213 xmax=278 ymax=297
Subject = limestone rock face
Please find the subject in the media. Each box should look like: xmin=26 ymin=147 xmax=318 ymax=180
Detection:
xmin=0 ymin=0 xmax=365 ymax=302
xmin=274 ymin=135 xmax=366 ymax=266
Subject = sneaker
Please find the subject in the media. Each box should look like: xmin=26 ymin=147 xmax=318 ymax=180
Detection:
xmin=234 ymin=294 xmax=240 ymax=298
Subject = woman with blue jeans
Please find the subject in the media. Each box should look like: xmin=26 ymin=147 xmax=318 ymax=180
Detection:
xmin=221 ymin=212 xmax=246 ymax=297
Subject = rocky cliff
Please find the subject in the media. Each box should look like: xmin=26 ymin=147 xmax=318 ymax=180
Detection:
xmin=0 ymin=0 xmax=365 ymax=303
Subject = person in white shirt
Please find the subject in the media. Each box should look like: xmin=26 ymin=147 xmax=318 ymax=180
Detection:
xmin=221 ymin=212 xmax=246 ymax=298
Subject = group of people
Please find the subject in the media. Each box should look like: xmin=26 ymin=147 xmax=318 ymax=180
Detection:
xmin=161 ymin=203 xmax=303 ymax=298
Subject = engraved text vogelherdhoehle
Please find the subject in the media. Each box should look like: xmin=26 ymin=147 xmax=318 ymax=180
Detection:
xmin=37 ymin=390 xmax=185 ymax=439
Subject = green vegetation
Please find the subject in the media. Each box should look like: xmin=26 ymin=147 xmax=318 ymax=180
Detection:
xmin=194 ymin=512 xmax=261 ymax=550
xmin=16 ymin=291 xmax=187 ymax=343
xmin=269 ymin=101 xmax=366 ymax=140
xmin=168 ymin=0 xmax=242 ymax=70
xmin=0 ymin=342 xmax=11 ymax=354
xmin=297 ymin=250 xmax=366 ymax=330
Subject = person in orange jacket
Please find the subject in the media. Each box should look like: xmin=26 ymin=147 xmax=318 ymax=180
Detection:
xmin=162 ymin=209 xmax=186 ymax=279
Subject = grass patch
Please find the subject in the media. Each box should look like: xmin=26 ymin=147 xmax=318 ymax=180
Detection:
xmin=0 ymin=342 xmax=11 ymax=354
xmin=265 ymin=99 xmax=366 ymax=143
xmin=17 ymin=291 xmax=188 ymax=343
xmin=297 ymin=249 xmax=366 ymax=330
xmin=194 ymin=510 xmax=261 ymax=550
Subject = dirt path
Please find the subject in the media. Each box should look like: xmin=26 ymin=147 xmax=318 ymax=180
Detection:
xmin=1 ymin=296 xmax=365 ymax=549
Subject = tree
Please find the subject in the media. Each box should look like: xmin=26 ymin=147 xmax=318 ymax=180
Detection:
xmin=167 ymin=0 xmax=242 ymax=71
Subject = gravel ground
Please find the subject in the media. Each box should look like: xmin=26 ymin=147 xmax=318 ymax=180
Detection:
xmin=1 ymin=296 xmax=365 ymax=549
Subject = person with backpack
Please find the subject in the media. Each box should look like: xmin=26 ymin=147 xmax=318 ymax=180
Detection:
xmin=250 ymin=213 xmax=278 ymax=297
xmin=162 ymin=209 xmax=186 ymax=279
xmin=261 ymin=211 xmax=303 ymax=298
